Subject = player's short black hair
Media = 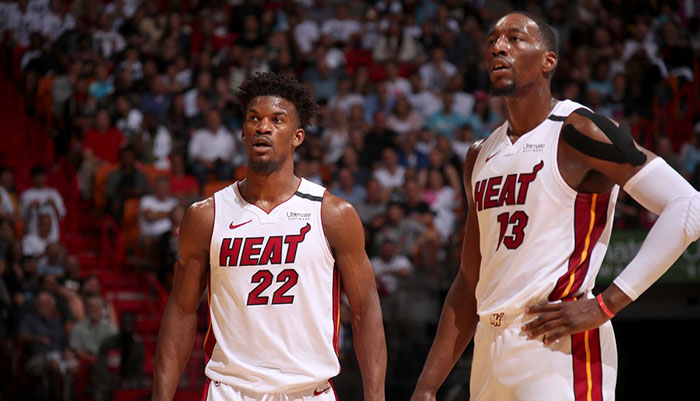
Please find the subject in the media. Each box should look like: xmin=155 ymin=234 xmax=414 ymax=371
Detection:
xmin=235 ymin=72 xmax=318 ymax=128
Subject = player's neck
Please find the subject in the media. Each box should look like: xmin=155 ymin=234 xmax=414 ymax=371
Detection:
xmin=503 ymin=86 xmax=555 ymax=142
xmin=239 ymin=165 xmax=300 ymax=207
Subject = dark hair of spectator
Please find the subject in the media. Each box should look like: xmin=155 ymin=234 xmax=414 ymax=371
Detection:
xmin=30 ymin=166 xmax=46 ymax=177
xmin=235 ymin=72 xmax=319 ymax=128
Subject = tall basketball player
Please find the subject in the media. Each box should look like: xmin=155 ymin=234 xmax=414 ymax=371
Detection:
xmin=152 ymin=73 xmax=386 ymax=401
xmin=411 ymin=13 xmax=700 ymax=401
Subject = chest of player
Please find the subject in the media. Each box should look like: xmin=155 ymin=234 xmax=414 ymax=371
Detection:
xmin=211 ymin=213 xmax=319 ymax=270
xmin=473 ymin=131 xmax=555 ymax=214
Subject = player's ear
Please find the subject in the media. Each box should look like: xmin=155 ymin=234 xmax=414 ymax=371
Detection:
xmin=543 ymin=50 xmax=557 ymax=76
xmin=292 ymin=128 xmax=305 ymax=148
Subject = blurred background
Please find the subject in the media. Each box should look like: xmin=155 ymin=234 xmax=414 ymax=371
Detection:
xmin=0 ymin=0 xmax=698 ymax=400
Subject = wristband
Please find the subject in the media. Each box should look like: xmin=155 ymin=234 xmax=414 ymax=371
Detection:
xmin=596 ymin=294 xmax=615 ymax=319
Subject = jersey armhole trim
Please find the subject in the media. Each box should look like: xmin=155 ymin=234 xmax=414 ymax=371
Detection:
xmin=319 ymin=189 xmax=336 ymax=264
xmin=550 ymin=117 xmax=580 ymax=199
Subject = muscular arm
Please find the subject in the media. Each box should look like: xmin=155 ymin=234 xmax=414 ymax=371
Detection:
xmin=411 ymin=143 xmax=483 ymax=401
xmin=152 ymin=199 xmax=212 ymax=401
xmin=525 ymin=111 xmax=699 ymax=343
xmin=322 ymin=193 xmax=386 ymax=401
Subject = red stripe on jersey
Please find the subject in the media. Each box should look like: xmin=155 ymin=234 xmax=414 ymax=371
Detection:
xmin=572 ymin=329 xmax=603 ymax=401
xmin=203 ymin=276 xmax=216 ymax=365
xmin=332 ymin=267 xmax=340 ymax=355
xmin=550 ymin=191 xmax=610 ymax=301
xmin=200 ymin=378 xmax=211 ymax=401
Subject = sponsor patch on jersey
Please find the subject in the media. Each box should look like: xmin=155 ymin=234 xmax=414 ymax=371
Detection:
xmin=522 ymin=143 xmax=545 ymax=153
xmin=287 ymin=211 xmax=311 ymax=221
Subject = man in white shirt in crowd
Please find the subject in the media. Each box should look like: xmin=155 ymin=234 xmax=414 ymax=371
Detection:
xmin=320 ymin=3 xmax=360 ymax=44
xmin=419 ymin=47 xmax=458 ymax=92
xmin=5 ymin=0 xmax=43 ymax=47
xmin=371 ymin=239 xmax=413 ymax=327
xmin=184 ymin=71 xmax=212 ymax=119
xmin=22 ymin=212 xmax=52 ymax=257
xmin=187 ymin=109 xmax=236 ymax=187
xmin=139 ymin=176 xmax=178 ymax=269
xmin=291 ymin=5 xmax=319 ymax=57
xmin=19 ymin=166 xmax=65 ymax=243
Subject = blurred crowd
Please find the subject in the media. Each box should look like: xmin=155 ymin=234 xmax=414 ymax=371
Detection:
xmin=1 ymin=0 xmax=699 ymax=399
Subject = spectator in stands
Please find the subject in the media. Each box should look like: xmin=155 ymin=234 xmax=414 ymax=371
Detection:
xmin=452 ymin=123 xmax=475 ymax=163
xmin=320 ymin=3 xmax=361 ymax=45
xmin=373 ymin=19 xmax=423 ymax=64
xmin=157 ymin=204 xmax=185 ymax=288
xmin=92 ymin=311 xmax=144 ymax=399
xmin=322 ymin=108 xmax=350 ymax=165
xmin=425 ymin=92 xmax=469 ymax=139
xmin=302 ymin=55 xmax=340 ymax=103
xmin=18 ymin=291 xmax=77 ymax=400
xmin=408 ymin=71 xmax=442 ymax=120
xmin=364 ymin=80 xmax=396 ymax=125
xmin=138 ymin=74 xmax=171 ymax=120
xmin=364 ymin=111 xmax=398 ymax=165
xmin=42 ymin=0 xmax=76 ymax=42
xmin=355 ymin=178 xmax=387 ymax=225
xmin=93 ymin=11 xmax=126 ymax=59
xmin=331 ymin=167 xmax=366 ymax=206
xmin=371 ymin=240 xmax=412 ymax=322
xmin=62 ymin=254 xmax=82 ymax=293
xmin=387 ymin=96 xmax=423 ymax=136
xmin=374 ymin=201 xmax=428 ymax=256
xmin=188 ymin=109 xmax=236 ymax=187
xmin=104 ymin=145 xmax=150 ymax=219
xmin=373 ymin=147 xmax=406 ymax=194
xmin=0 ymin=217 xmax=15 ymax=260
xmin=139 ymin=176 xmax=177 ymax=268
xmin=168 ymin=153 xmax=199 ymax=206
xmin=80 ymin=108 xmax=126 ymax=198
xmin=466 ymin=90 xmax=501 ymax=139
xmin=291 ymin=5 xmax=320 ymax=58
xmin=419 ymin=47 xmax=457 ymax=92
xmin=89 ymin=62 xmax=115 ymax=101
xmin=19 ymin=166 xmax=65 ymax=243
xmin=114 ymin=94 xmax=143 ymax=138
xmin=22 ymin=212 xmax=52 ymax=257
xmin=38 ymin=242 xmax=65 ymax=276
xmin=133 ymin=113 xmax=172 ymax=168
xmin=70 ymin=295 xmax=117 ymax=359
xmin=0 ymin=166 xmax=17 ymax=220
xmin=184 ymin=70 xmax=212 ymax=119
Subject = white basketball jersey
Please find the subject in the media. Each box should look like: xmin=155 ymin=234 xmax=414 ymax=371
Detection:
xmin=472 ymin=100 xmax=619 ymax=317
xmin=205 ymin=178 xmax=340 ymax=393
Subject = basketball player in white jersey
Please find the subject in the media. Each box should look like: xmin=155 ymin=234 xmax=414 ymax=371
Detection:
xmin=411 ymin=13 xmax=700 ymax=401
xmin=152 ymin=73 xmax=386 ymax=401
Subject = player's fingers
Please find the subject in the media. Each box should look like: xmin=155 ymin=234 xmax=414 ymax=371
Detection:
xmin=543 ymin=329 xmax=568 ymax=344
xmin=526 ymin=303 xmax=561 ymax=314
xmin=521 ymin=311 xmax=560 ymax=332
xmin=524 ymin=319 xmax=561 ymax=339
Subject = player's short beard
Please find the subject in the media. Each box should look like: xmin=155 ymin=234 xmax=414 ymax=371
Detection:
xmin=490 ymin=80 xmax=517 ymax=96
xmin=249 ymin=151 xmax=287 ymax=175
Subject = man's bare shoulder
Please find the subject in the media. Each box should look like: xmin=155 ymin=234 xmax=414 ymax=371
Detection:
xmin=321 ymin=191 xmax=363 ymax=250
xmin=179 ymin=197 xmax=215 ymax=255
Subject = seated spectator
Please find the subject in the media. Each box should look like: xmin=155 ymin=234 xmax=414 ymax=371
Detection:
xmin=364 ymin=81 xmax=396 ymax=124
xmin=397 ymin=131 xmax=430 ymax=171
xmin=22 ymin=213 xmax=52 ymax=257
xmin=331 ymin=167 xmax=366 ymax=206
xmin=302 ymin=56 xmax=340 ymax=103
xmin=466 ymin=91 xmax=502 ymax=140
xmin=80 ymin=109 xmax=126 ymax=198
xmin=184 ymin=71 xmax=213 ymax=119
xmin=77 ymin=275 xmax=117 ymax=326
xmin=374 ymin=202 xmax=428 ymax=256
xmin=18 ymin=291 xmax=77 ymax=400
xmin=371 ymin=239 xmax=412 ymax=297
xmin=113 ymin=94 xmax=143 ymax=139
xmin=418 ymin=47 xmax=457 ymax=92
xmin=88 ymin=62 xmax=114 ymax=101
xmin=0 ymin=166 xmax=17 ymax=221
xmin=321 ymin=108 xmax=350 ymax=165
xmin=139 ymin=176 xmax=177 ymax=270
xmin=39 ymin=242 xmax=65 ymax=276
xmin=408 ymin=72 xmax=442 ymax=120
xmin=385 ymin=62 xmax=412 ymax=98
xmin=92 ymin=312 xmax=145 ymax=399
xmin=133 ymin=113 xmax=172 ymax=168
xmin=387 ymin=96 xmax=423 ymax=136
xmin=19 ymin=166 xmax=66 ymax=243
xmin=104 ymin=145 xmax=150 ymax=219
xmin=62 ymin=255 xmax=82 ymax=293
xmin=320 ymin=3 xmax=361 ymax=45
xmin=373 ymin=148 xmax=406 ymax=194
xmin=188 ymin=110 xmax=236 ymax=187
xmin=425 ymin=92 xmax=469 ymax=139
xmin=70 ymin=296 xmax=118 ymax=359
xmin=452 ymin=124 xmax=475 ymax=163
xmin=355 ymin=178 xmax=387 ymax=225
xmin=421 ymin=168 xmax=458 ymax=241
xmin=138 ymin=74 xmax=171 ymax=120
xmin=168 ymin=153 xmax=199 ymax=205
xmin=0 ymin=217 xmax=15 ymax=260
xmin=373 ymin=19 xmax=422 ymax=64
xmin=328 ymin=77 xmax=365 ymax=115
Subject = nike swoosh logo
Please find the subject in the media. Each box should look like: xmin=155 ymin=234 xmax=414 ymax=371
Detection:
xmin=485 ymin=151 xmax=501 ymax=163
xmin=229 ymin=219 xmax=252 ymax=230
xmin=313 ymin=386 xmax=330 ymax=396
